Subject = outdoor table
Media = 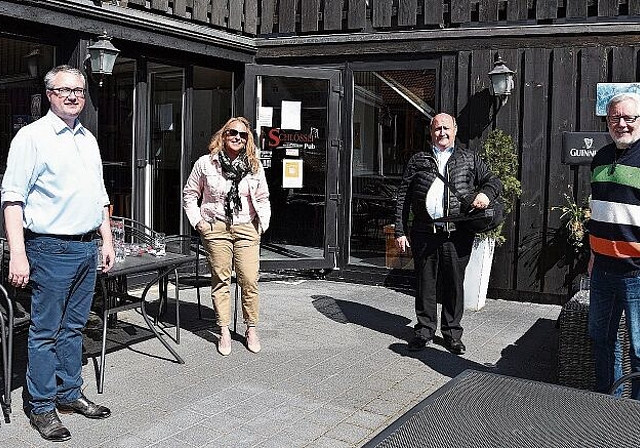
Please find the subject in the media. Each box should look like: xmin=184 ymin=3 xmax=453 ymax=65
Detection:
xmin=364 ymin=369 xmax=640 ymax=448
xmin=96 ymin=250 xmax=197 ymax=393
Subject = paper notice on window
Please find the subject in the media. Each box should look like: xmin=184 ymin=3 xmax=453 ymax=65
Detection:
xmin=257 ymin=107 xmax=273 ymax=128
xmin=281 ymin=101 xmax=301 ymax=130
xmin=282 ymin=159 xmax=303 ymax=188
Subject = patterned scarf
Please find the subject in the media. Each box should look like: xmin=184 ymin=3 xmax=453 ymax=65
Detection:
xmin=218 ymin=149 xmax=252 ymax=224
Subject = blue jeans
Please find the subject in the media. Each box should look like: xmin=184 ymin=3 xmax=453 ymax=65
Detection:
xmin=588 ymin=268 xmax=640 ymax=399
xmin=26 ymin=235 xmax=97 ymax=414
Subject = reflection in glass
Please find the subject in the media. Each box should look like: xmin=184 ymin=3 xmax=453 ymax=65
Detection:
xmin=350 ymin=69 xmax=436 ymax=269
xmin=256 ymin=76 xmax=329 ymax=261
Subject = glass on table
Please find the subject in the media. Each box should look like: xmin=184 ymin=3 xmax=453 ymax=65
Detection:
xmin=153 ymin=232 xmax=166 ymax=257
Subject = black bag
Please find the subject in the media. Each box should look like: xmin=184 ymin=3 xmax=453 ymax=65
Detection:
xmin=432 ymin=171 xmax=505 ymax=234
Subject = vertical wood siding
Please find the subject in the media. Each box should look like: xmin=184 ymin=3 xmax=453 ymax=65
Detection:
xmin=442 ymin=45 xmax=640 ymax=299
xmin=324 ymin=0 xmax=344 ymax=31
xmin=116 ymin=1 xmax=634 ymax=36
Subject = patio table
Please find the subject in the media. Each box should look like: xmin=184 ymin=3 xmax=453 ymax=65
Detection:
xmin=96 ymin=250 xmax=197 ymax=393
xmin=364 ymin=369 xmax=640 ymax=448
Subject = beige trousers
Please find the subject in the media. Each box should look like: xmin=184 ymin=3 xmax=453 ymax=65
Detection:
xmin=199 ymin=219 xmax=261 ymax=327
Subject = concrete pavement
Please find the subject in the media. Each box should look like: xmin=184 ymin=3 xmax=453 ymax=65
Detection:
xmin=0 ymin=277 xmax=561 ymax=447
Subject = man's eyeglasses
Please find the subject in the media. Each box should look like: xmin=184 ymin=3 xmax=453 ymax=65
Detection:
xmin=225 ymin=129 xmax=249 ymax=140
xmin=432 ymin=126 xmax=452 ymax=132
xmin=607 ymin=115 xmax=640 ymax=125
xmin=48 ymin=87 xmax=86 ymax=98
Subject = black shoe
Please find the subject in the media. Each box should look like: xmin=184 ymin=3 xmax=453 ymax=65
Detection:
xmin=30 ymin=410 xmax=72 ymax=442
xmin=57 ymin=394 xmax=111 ymax=419
xmin=407 ymin=336 xmax=432 ymax=351
xmin=443 ymin=337 xmax=466 ymax=355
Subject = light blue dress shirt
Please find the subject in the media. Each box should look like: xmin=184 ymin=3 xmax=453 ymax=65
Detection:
xmin=1 ymin=110 xmax=109 ymax=234
xmin=425 ymin=146 xmax=454 ymax=220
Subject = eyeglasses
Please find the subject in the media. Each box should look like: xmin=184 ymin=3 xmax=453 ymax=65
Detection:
xmin=48 ymin=87 xmax=86 ymax=98
xmin=432 ymin=126 xmax=452 ymax=132
xmin=225 ymin=129 xmax=249 ymax=140
xmin=607 ymin=115 xmax=640 ymax=125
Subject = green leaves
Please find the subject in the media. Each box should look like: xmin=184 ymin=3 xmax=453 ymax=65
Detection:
xmin=477 ymin=129 xmax=522 ymax=245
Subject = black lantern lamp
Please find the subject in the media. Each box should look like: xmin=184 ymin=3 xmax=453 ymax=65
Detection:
xmin=24 ymin=48 xmax=41 ymax=78
xmin=488 ymin=55 xmax=515 ymax=106
xmin=85 ymin=32 xmax=120 ymax=86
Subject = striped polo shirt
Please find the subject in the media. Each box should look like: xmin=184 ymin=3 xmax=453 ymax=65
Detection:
xmin=589 ymin=139 xmax=640 ymax=275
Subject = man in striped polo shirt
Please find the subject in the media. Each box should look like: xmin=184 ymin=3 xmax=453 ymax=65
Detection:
xmin=589 ymin=92 xmax=640 ymax=399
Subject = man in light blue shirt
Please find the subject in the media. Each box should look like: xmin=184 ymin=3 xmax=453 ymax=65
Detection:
xmin=1 ymin=65 xmax=116 ymax=442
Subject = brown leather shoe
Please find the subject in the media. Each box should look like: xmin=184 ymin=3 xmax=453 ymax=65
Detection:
xmin=30 ymin=410 xmax=72 ymax=442
xmin=57 ymin=394 xmax=111 ymax=419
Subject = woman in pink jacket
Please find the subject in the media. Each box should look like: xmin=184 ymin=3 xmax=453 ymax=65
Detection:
xmin=183 ymin=117 xmax=271 ymax=356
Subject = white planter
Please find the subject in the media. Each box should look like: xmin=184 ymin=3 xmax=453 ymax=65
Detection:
xmin=463 ymin=237 xmax=496 ymax=311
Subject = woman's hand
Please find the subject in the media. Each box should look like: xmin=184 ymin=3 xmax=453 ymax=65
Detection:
xmin=196 ymin=220 xmax=207 ymax=232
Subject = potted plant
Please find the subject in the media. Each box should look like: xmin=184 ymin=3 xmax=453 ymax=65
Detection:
xmin=464 ymin=129 xmax=522 ymax=310
xmin=553 ymin=193 xmax=591 ymax=291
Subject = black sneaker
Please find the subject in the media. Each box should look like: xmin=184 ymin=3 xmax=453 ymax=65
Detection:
xmin=443 ymin=336 xmax=466 ymax=355
xmin=407 ymin=336 xmax=432 ymax=351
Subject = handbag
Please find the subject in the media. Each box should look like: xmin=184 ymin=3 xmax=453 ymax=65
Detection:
xmin=431 ymin=170 xmax=505 ymax=234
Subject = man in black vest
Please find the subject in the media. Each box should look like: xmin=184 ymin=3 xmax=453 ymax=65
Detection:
xmin=394 ymin=113 xmax=502 ymax=354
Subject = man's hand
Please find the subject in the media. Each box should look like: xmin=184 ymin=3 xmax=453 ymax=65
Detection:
xmin=395 ymin=236 xmax=410 ymax=253
xmin=101 ymin=241 xmax=116 ymax=273
xmin=471 ymin=192 xmax=490 ymax=209
xmin=8 ymin=253 xmax=30 ymax=288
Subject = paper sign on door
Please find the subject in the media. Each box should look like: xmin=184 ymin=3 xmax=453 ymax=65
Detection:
xmin=282 ymin=159 xmax=303 ymax=188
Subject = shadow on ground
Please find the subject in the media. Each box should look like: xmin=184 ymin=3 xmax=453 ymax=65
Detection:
xmin=311 ymin=295 xmax=559 ymax=384
xmin=311 ymin=295 xmax=414 ymax=342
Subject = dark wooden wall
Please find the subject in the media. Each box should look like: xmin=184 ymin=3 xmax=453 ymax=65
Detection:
xmin=438 ymin=44 xmax=639 ymax=301
xmin=113 ymin=0 xmax=638 ymax=36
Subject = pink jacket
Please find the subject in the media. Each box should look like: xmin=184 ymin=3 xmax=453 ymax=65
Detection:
xmin=183 ymin=153 xmax=271 ymax=233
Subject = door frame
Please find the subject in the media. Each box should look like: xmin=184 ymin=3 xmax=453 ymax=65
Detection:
xmin=244 ymin=64 xmax=343 ymax=271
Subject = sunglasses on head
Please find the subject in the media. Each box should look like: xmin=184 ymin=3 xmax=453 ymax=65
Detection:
xmin=225 ymin=129 xmax=249 ymax=140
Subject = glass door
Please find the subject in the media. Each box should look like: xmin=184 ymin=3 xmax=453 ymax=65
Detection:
xmin=244 ymin=65 xmax=342 ymax=270
xmin=147 ymin=63 xmax=184 ymax=234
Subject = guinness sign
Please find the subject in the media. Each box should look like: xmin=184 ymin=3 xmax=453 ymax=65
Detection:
xmin=562 ymin=132 xmax=612 ymax=165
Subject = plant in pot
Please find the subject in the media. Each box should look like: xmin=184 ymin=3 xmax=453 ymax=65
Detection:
xmin=464 ymin=129 xmax=522 ymax=310
xmin=552 ymin=193 xmax=591 ymax=292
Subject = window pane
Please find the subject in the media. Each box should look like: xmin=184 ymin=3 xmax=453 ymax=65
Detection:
xmin=351 ymin=69 xmax=436 ymax=269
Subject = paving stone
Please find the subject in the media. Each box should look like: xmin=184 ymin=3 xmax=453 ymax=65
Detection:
xmin=1 ymin=280 xmax=560 ymax=447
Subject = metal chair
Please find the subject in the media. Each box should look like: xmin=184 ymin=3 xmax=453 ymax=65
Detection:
xmin=0 ymin=238 xmax=30 ymax=423
xmin=0 ymin=283 xmax=13 ymax=422
xmin=609 ymin=372 xmax=640 ymax=396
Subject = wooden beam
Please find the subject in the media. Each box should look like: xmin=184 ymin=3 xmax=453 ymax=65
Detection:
xmin=324 ymin=0 xmax=344 ymax=31
xmin=260 ymin=0 xmax=276 ymax=34
xmin=566 ymin=0 xmax=587 ymax=18
xmin=347 ymin=0 xmax=366 ymax=30
xmin=507 ymin=0 xmax=528 ymax=21
xmin=172 ymin=0 xmax=187 ymax=18
xmin=192 ymin=0 xmax=209 ymax=22
xmin=211 ymin=0 xmax=227 ymax=28
xmin=536 ymin=0 xmax=557 ymax=20
xmin=279 ymin=0 xmax=297 ymax=33
xmin=372 ymin=0 xmax=392 ymax=28
xmin=450 ymin=0 xmax=470 ymax=24
xmin=424 ymin=0 xmax=443 ymax=25
xmin=228 ymin=0 xmax=243 ymax=31
xmin=398 ymin=0 xmax=417 ymax=27
xmin=245 ymin=0 xmax=258 ymax=35
xmin=301 ymin=0 xmax=321 ymax=32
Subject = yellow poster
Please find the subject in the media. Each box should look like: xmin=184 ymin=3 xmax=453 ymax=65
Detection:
xmin=282 ymin=159 xmax=303 ymax=188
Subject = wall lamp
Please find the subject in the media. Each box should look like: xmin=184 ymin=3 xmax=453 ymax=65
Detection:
xmin=488 ymin=55 xmax=515 ymax=107
xmin=24 ymin=48 xmax=41 ymax=78
xmin=85 ymin=32 xmax=120 ymax=87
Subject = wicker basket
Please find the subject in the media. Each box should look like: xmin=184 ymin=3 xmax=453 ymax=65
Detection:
xmin=558 ymin=290 xmax=631 ymax=397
